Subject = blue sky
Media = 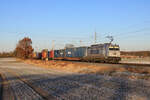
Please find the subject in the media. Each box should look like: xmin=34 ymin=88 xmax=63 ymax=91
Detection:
xmin=0 ymin=0 xmax=150 ymax=52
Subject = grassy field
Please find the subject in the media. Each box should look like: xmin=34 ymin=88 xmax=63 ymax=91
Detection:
xmin=20 ymin=59 xmax=150 ymax=80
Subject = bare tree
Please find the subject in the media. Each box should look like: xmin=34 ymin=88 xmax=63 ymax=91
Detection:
xmin=15 ymin=37 xmax=34 ymax=59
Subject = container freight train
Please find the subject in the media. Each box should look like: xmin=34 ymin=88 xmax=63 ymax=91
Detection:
xmin=33 ymin=43 xmax=121 ymax=63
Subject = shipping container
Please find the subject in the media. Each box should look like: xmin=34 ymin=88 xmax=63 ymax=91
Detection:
xmin=65 ymin=48 xmax=75 ymax=57
xmin=64 ymin=47 xmax=88 ymax=60
xmin=74 ymin=47 xmax=88 ymax=57
xmin=54 ymin=49 xmax=65 ymax=60
xmin=49 ymin=50 xmax=54 ymax=59
xmin=65 ymin=47 xmax=88 ymax=57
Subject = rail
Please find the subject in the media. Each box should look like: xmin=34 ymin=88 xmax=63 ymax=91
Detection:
xmin=118 ymin=63 xmax=150 ymax=67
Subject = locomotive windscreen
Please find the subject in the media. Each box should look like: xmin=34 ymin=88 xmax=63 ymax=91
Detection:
xmin=109 ymin=48 xmax=120 ymax=50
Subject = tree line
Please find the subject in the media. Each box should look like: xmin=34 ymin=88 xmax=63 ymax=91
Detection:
xmin=0 ymin=52 xmax=15 ymax=58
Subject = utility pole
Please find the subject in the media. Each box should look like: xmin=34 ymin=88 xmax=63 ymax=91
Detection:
xmin=95 ymin=31 xmax=97 ymax=44
xmin=51 ymin=40 xmax=55 ymax=60
xmin=52 ymin=40 xmax=55 ymax=50
xmin=80 ymin=40 xmax=82 ymax=46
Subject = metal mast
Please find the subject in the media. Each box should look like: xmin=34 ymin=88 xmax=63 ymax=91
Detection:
xmin=95 ymin=31 xmax=97 ymax=44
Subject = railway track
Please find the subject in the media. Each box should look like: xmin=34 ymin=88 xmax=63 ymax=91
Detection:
xmin=88 ymin=61 xmax=150 ymax=67
xmin=119 ymin=62 xmax=150 ymax=67
xmin=55 ymin=59 xmax=150 ymax=67
xmin=0 ymin=69 xmax=57 ymax=100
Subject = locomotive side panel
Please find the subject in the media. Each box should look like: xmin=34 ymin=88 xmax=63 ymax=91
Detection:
xmin=83 ymin=44 xmax=106 ymax=62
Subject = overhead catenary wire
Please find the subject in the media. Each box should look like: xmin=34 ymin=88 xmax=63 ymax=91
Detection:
xmin=4 ymin=21 xmax=150 ymax=51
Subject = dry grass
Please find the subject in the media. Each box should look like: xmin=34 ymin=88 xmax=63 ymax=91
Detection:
xmin=22 ymin=59 xmax=124 ymax=73
xmin=20 ymin=59 xmax=150 ymax=80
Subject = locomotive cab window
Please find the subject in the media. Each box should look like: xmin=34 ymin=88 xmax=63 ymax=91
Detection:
xmin=109 ymin=48 xmax=120 ymax=50
xmin=115 ymin=48 xmax=120 ymax=50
